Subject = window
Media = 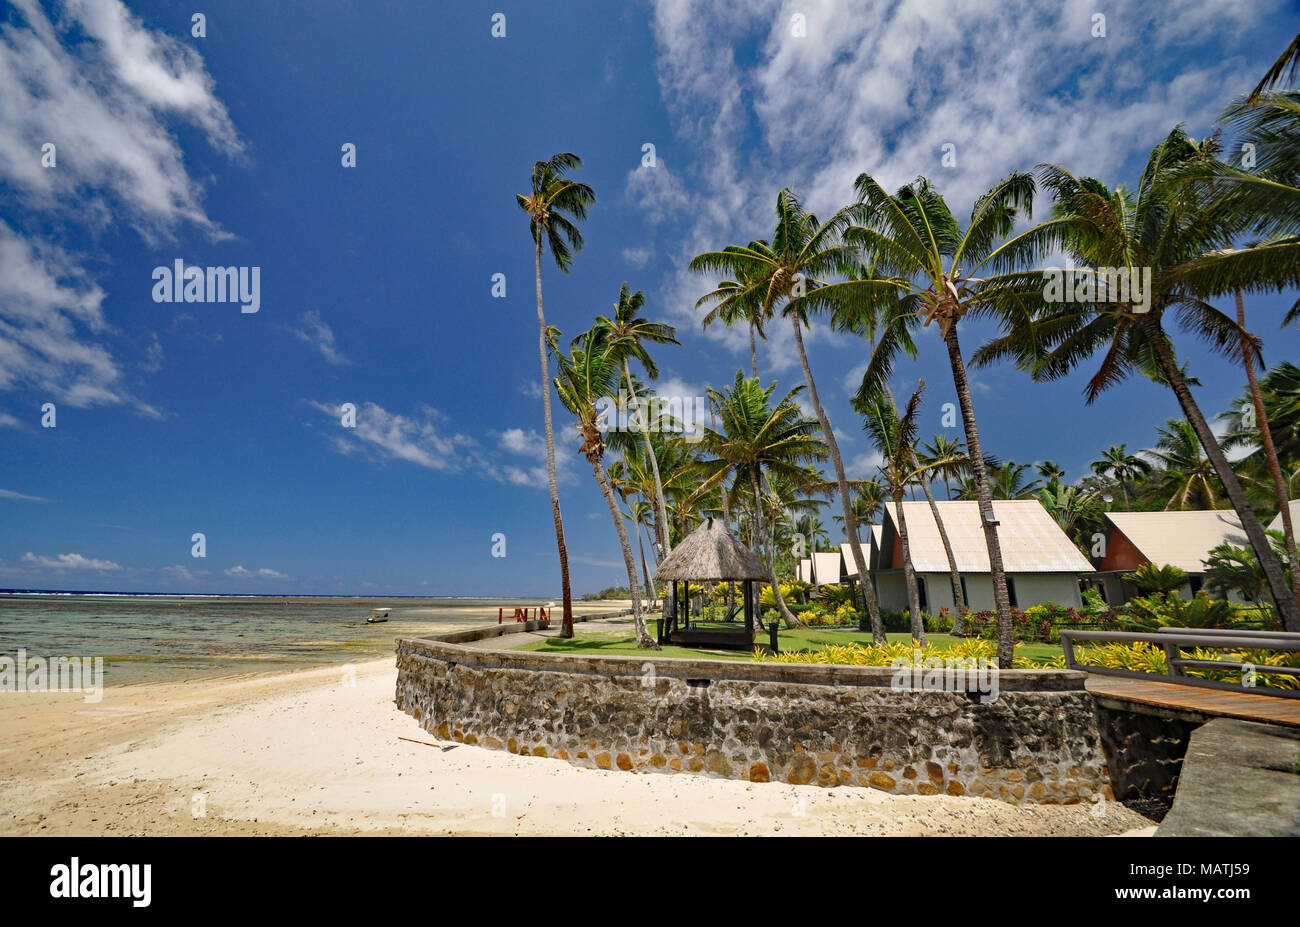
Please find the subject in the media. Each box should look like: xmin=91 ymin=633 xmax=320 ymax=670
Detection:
xmin=917 ymin=576 xmax=928 ymax=611
xmin=1006 ymin=576 xmax=1019 ymax=608
xmin=960 ymin=576 xmax=969 ymax=605
xmin=1189 ymin=575 xmax=1204 ymax=594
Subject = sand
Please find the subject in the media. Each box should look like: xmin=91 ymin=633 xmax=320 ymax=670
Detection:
xmin=0 ymin=657 xmax=1157 ymax=836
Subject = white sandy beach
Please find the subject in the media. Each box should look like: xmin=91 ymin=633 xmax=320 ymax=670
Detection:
xmin=0 ymin=657 xmax=1156 ymax=836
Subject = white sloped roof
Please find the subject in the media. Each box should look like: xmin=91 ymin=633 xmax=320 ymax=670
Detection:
xmin=1105 ymin=509 xmax=1248 ymax=573
xmin=839 ymin=540 xmax=871 ymax=578
xmin=797 ymin=558 xmax=813 ymax=582
xmin=1268 ymin=501 xmax=1298 ymax=534
xmin=882 ymin=500 xmax=1094 ymax=573
xmin=811 ymin=551 xmax=842 ymax=584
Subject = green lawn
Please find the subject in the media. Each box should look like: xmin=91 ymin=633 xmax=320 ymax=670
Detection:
xmin=516 ymin=625 xmax=1064 ymax=663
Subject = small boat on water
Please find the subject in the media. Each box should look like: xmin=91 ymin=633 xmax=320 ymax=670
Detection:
xmin=365 ymin=607 xmax=391 ymax=624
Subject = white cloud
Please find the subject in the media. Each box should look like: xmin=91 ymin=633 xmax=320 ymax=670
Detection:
xmin=492 ymin=427 xmax=576 ymax=488
xmin=226 ymin=565 xmax=290 ymax=580
xmin=0 ymin=488 xmax=49 ymax=502
xmin=22 ymin=551 xmax=121 ymax=571
xmin=0 ymin=0 xmax=242 ymax=234
xmin=310 ymin=400 xmax=478 ymax=471
xmin=847 ymin=450 xmax=884 ymax=480
xmin=0 ymin=0 xmax=240 ymax=413
xmin=289 ymin=311 xmax=350 ymax=366
xmin=625 ymin=159 xmax=692 ymax=224
xmin=642 ymin=0 xmax=1276 ymax=374
xmin=622 ymin=246 xmax=655 ymax=268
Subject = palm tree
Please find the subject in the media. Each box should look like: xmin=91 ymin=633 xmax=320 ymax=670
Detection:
xmin=859 ymin=382 xmax=945 ymax=642
xmin=989 ymin=461 xmax=1042 ymax=500
xmin=692 ymin=371 xmax=828 ymax=630
xmin=1249 ymin=31 xmax=1300 ymax=100
xmin=824 ymin=171 xmax=1053 ymax=667
xmin=597 ymin=283 xmax=680 ymax=565
xmin=919 ymin=435 xmax=968 ymax=500
xmin=986 ymin=127 xmax=1299 ymax=630
xmin=834 ymin=479 xmax=887 ymax=529
xmin=1148 ymin=419 xmax=1223 ymax=511
xmin=695 ymin=259 xmax=767 ymax=378
xmin=552 ymin=324 xmax=656 ymax=649
xmin=1230 ymin=292 xmax=1300 ymax=602
xmin=690 ymin=190 xmax=886 ymax=641
xmin=1037 ymin=460 xmax=1065 ymax=485
xmin=1037 ymin=482 xmax=1104 ymax=549
xmin=517 ymin=153 xmax=594 ymax=637
xmin=1090 ymin=444 xmax=1151 ymax=509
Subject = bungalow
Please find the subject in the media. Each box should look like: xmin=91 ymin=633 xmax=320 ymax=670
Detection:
xmin=810 ymin=550 xmax=844 ymax=588
xmin=872 ymin=500 xmax=1094 ymax=612
xmin=1093 ymin=509 xmax=1249 ymax=604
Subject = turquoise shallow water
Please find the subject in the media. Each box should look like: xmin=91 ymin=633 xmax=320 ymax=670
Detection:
xmin=0 ymin=595 xmax=555 ymax=685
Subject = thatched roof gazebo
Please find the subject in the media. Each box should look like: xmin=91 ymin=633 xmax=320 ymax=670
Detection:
xmin=654 ymin=516 xmax=769 ymax=649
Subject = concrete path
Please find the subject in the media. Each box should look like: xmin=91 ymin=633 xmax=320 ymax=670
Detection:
xmin=1157 ymin=719 xmax=1300 ymax=837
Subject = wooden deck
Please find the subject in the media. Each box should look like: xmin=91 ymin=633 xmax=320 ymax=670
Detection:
xmin=1086 ymin=676 xmax=1300 ymax=728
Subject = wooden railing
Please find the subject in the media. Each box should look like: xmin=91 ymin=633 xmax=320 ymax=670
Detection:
xmin=1059 ymin=627 xmax=1300 ymax=700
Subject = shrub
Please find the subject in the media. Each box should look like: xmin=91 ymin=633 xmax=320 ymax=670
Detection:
xmin=1119 ymin=591 xmax=1234 ymax=629
xmin=1123 ymin=563 xmax=1189 ymax=595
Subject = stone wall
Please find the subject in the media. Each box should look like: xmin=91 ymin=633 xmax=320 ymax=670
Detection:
xmin=395 ymin=635 xmax=1115 ymax=805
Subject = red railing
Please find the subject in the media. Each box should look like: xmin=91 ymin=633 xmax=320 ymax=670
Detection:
xmin=498 ymin=606 xmax=551 ymax=628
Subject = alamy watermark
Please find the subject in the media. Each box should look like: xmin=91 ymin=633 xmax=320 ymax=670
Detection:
xmin=1042 ymin=262 xmax=1152 ymax=315
xmin=0 ymin=650 xmax=103 ymax=702
xmin=595 ymin=389 xmax=706 ymax=443
xmin=889 ymin=649 xmax=999 ymax=702
xmin=152 ymin=259 xmax=260 ymax=313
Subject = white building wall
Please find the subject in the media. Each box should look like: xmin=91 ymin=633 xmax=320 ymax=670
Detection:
xmin=870 ymin=571 xmax=1084 ymax=612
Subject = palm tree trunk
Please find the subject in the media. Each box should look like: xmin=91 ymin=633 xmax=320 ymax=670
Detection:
xmin=942 ymin=325 xmax=1015 ymax=667
xmin=895 ymin=495 xmax=925 ymax=643
xmin=636 ymin=514 xmax=658 ymax=609
xmin=1237 ymin=290 xmax=1300 ymax=603
xmin=790 ymin=315 xmax=885 ymax=641
xmin=593 ymin=460 xmax=656 ymax=648
xmin=915 ymin=454 xmax=967 ymax=631
xmin=535 ymin=239 xmax=574 ymax=637
xmin=622 ymin=359 xmax=672 ymax=558
xmin=1143 ymin=314 xmax=1300 ymax=631
xmin=750 ymin=470 xmax=802 ymax=629
xmin=749 ymin=323 xmax=758 ymax=379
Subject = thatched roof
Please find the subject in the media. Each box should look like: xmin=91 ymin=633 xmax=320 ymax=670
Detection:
xmin=655 ymin=517 xmax=769 ymax=582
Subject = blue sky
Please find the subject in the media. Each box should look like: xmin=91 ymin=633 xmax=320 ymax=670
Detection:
xmin=2 ymin=0 xmax=1298 ymax=596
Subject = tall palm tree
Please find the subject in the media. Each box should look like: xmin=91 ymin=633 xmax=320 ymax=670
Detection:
xmin=1148 ymin=419 xmax=1224 ymax=511
xmin=690 ymin=190 xmax=886 ymax=641
xmin=696 ymin=259 xmax=767 ymax=378
xmin=859 ymin=382 xmax=935 ymax=642
xmin=826 ymin=172 xmax=1052 ymax=666
xmin=1231 ymin=291 xmax=1300 ymax=601
xmin=597 ymin=283 xmax=680 ymax=563
xmin=692 ymin=371 xmax=828 ymax=630
xmin=1090 ymin=444 xmax=1151 ymax=509
xmin=517 ymin=153 xmax=594 ymax=637
xmin=983 ymin=127 xmax=1299 ymax=630
xmin=552 ymin=324 xmax=656 ymax=649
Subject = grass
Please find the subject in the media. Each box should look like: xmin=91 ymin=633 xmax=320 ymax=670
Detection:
xmin=516 ymin=625 xmax=1065 ymax=663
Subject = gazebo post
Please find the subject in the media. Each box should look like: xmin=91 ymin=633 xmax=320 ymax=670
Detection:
xmin=743 ymin=579 xmax=754 ymax=641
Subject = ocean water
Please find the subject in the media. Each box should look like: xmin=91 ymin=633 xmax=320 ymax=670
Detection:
xmin=0 ymin=595 xmax=560 ymax=685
